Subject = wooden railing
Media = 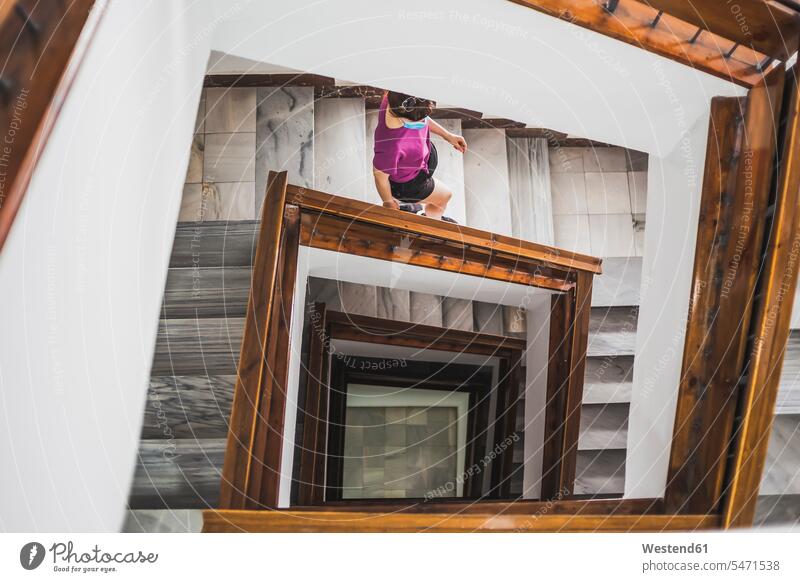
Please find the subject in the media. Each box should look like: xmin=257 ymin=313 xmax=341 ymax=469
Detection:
xmin=0 ymin=0 xmax=106 ymax=250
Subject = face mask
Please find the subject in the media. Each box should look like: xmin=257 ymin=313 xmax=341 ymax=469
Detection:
xmin=403 ymin=119 xmax=427 ymax=130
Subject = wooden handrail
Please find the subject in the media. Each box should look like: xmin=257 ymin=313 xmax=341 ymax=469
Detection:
xmin=0 ymin=0 xmax=106 ymax=251
xmin=286 ymin=184 xmax=603 ymax=275
xmin=508 ymin=0 xmax=790 ymax=86
xmin=203 ymin=508 xmax=719 ymax=532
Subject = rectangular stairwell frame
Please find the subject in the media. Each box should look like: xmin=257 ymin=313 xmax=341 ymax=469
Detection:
xmin=212 ymin=172 xmax=732 ymax=532
xmin=294 ymin=309 xmax=527 ymax=505
xmin=665 ymin=63 xmax=800 ymax=528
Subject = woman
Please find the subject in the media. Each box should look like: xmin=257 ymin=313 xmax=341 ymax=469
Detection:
xmin=372 ymin=91 xmax=466 ymax=221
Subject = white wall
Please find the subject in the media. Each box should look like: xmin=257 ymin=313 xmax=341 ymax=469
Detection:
xmin=211 ymin=0 xmax=744 ymax=155
xmin=0 ymin=0 xmax=218 ymax=532
xmin=624 ymin=111 xmax=712 ymax=499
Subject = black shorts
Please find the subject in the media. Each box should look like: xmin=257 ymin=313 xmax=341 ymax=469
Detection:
xmin=389 ymin=141 xmax=438 ymax=202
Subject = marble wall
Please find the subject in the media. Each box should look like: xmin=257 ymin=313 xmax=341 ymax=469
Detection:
xmin=507 ymin=137 xmax=554 ymax=245
xmin=314 ymin=98 xmax=368 ymax=201
xmin=255 ymin=86 xmax=314 ymax=214
xmin=181 ymin=88 xmax=257 ymax=221
xmin=549 ymin=146 xmax=647 ymax=257
xmin=463 ymin=129 xmax=513 ymax=235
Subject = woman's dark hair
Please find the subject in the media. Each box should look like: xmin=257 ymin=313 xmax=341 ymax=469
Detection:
xmin=387 ymin=91 xmax=434 ymax=122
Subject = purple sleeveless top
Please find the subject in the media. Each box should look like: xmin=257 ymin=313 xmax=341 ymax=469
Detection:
xmin=372 ymin=95 xmax=430 ymax=183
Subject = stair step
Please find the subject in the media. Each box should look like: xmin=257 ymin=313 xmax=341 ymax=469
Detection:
xmin=761 ymin=414 xmax=800 ymax=495
xmin=754 ymin=495 xmax=800 ymax=527
xmin=579 ymin=403 xmax=628 ymax=450
xmin=122 ymin=509 xmax=204 ymax=533
xmin=130 ymin=438 xmax=224 ymax=509
xmin=162 ymin=266 xmax=251 ymax=319
xmin=142 ymin=376 xmax=235 ymax=439
xmin=588 ymin=306 xmax=638 ymax=357
xmin=592 ymin=257 xmax=642 ymax=307
xmin=583 ymin=355 xmax=634 ymax=404
xmin=152 ymin=317 xmax=244 ymax=375
xmin=170 ymin=220 xmax=258 ymax=268
xmin=777 ymin=331 xmax=800 ymax=414
xmin=574 ymin=449 xmax=625 ymax=496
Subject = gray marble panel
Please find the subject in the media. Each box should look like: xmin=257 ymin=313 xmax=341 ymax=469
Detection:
xmin=585 ymin=172 xmax=631 ymax=215
xmin=194 ymin=90 xmax=206 ymax=134
xmin=365 ymin=109 xmax=380 ymax=203
xmin=778 ymin=332 xmax=800 ymax=414
xmin=760 ymin=415 xmax=800 ymax=495
xmin=583 ymin=147 xmax=627 ymax=172
xmin=550 ymin=172 xmax=588 ymax=215
xmin=142 ymin=376 xmax=235 ymax=439
xmin=179 ymin=184 xmax=204 ymax=222
xmin=314 ymin=98 xmax=368 ymax=200
xmin=338 ymin=282 xmax=377 ymax=317
xmin=579 ymin=403 xmax=629 ymax=450
xmin=181 ymin=182 xmax=256 ymax=222
xmin=185 ymin=133 xmax=203 ymax=184
xmin=152 ymin=317 xmax=244 ymax=375
xmin=754 ymin=495 xmax=800 ymax=527
xmin=473 ymin=301 xmax=504 ymax=334
xmin=548 ymin=146 xmax=584 ymax=174
xmin=589 ymin=213 xmax=636 ymax=258
xmin=583 ymin=355 xmax=634 ymax=404
xmin=122 ymin=510 xmax=204 ymax=533
xmin=429 ymin=118 xmax=466 ymax=224
xmin=162 ymin=265 xmax=251 ymax=319
xmin=592 ymin=257 xmax=642 ymax=307
xmin=463 ymin=128 xmax=512 ymax=234
xmin=376 ymin=286 xmax=411 ymax=322
xmin=553 ymin=213 xmax=592 ymax=255
xmin=203 ymin=132 xmax=256 ymax=183
xmin=306 ymin=277 xmax=343 ymax=312
xmin=205 ymin=87 xmax=256 ymax=133
xmin=507 ymin=137 xmax=554 ymax=244
xmin=170 ymin=221 xmax=259 ymax=268
xmin=442 ymin=298 xmax=473 ymax=331
xmin=503 ymin=305 xmax=527 ymax=337
xmin=574 ymin=449 xmax=625 ymax=496
xmin=129 ymin=439 xmax=224 ymax=509
xmin=628 ymin=170 xmax=647 ymax=214
xmin=587 ymin=306 xmax=638 ymax=357
xmin=255 ymin=87 xmax=314 ymax=214
xmin=625 ymin=149 xmax=648 ymax=172
xmin=410 ymin=292 xmax=443 ymax=327
xmin=633 ymin=212 xmax=646 ymax=257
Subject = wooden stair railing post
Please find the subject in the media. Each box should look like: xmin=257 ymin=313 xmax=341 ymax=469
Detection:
xmin=219 ymin=170 xmax=289 ymax=509
xmin=540 ymin=270 xmax=592 ymax=499
xmin=723 ymin=64 xmax=800 ymax=528
xmin=0 ymin=0 xmax=106 ymax=251
xmin=296 ymin=302 xmax=329 ymax=506
xmin=665 ymin=68 xmax=785 ymax=515
xmin=246 ymin=202 xmax=301 ymax=507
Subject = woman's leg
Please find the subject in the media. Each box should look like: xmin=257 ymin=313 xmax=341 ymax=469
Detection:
xmin=419 ymin=178 xmax=452 ymax=220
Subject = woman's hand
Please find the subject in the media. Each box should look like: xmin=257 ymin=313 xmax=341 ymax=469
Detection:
xmin=446 ymin=132 xmax=467 ymax=153
xmin=383 ymin=198 xmax=401 ymax=210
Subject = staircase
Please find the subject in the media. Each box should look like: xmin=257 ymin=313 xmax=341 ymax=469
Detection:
xmin=123 ymin=80 xmax=800 ymax=532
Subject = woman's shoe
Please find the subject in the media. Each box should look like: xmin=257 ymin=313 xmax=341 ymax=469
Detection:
xmin=398 ymin=202 xmax=424 ymax=214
